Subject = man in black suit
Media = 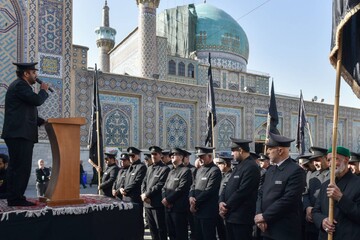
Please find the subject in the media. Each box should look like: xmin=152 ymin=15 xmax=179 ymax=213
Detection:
xmin=141 ymin=146 xmax=170 ymax=240
xmin=312 ymin=146 xmax=360 ymax=240
xmin=255 ymin=132 xmax=305 ymax=240
xmin=189 ymin=146 xmax=221 ymax=240
xmin=2 ymin=62 xmax=49 ymax=206
xmin=97 ymin=150 xmax=119 ymax=198
xmin=112 ymin=153 xmax=131 ymax=199
xmin=162 ymin=148 xmax=192 ymax=240
xmin=219 ymin=138 xmax=260 ymax=240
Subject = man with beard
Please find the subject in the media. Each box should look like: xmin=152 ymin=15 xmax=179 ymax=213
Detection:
xmin=219 ymin=138 xmax=260 ymax=240
xmin=141 ymin=146 xmax=170 ymax=240
xmin=349 ymin=152 xmax=360 ymax=176
xmin=189 ymin=146 xmax=221 ymax=240
xmin=312 ymin=146 xmax=360 ymax=240
xmin=162 ymin=148 xmax=192 ymax=240
xmin=112 ymin=153 xmax=131 ymax=199
xmin=255 ymin=132 xmax=305 ymax=240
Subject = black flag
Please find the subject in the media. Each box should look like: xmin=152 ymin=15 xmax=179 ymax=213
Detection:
xmin=88 ymin=65 xmax=104 ymax=184
xmin=296 ymin=91 xmax=307 ymax=155
xmin=267 ymin=80 xmax=280 ymax=135
xmin=330 ymin=1 xmax=360 ymax=98
xmin=205 ymin=53 xmax=217 ymax=147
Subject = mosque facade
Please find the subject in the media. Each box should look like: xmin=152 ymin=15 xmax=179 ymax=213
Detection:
xmin=1 ymin=0 xmax=360 ymax=183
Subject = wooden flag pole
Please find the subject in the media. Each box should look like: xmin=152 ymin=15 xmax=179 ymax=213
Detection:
xmin=95 ymin=67 xmax=102 ymax=195
xmin=328 ymin=31 xmax=343 ymax=240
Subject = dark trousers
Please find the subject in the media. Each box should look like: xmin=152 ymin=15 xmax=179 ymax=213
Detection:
xmin=188 ymin=210 xmax=196 ymax=239
xmin=166 ymin=211 xmax=188 ymax=240
xmin=216 ymin=215 xmax=227 ymax=240
xmin=36 ymin=181 xmax=49 ymax=197
xmin=145 ymin=207 xmax=167 ymax=240
xmin=226 ymin=222 xmax=252 ymax=240
xmin=5 ymin=138 xmax=34 ymax=202
xmin=194 ymin=216 xmax=217 ymax=240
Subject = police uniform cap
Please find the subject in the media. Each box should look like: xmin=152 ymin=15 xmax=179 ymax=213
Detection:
xmin=127 ymin=147 xmax=142 ymax=155
xmin=327 ymin=146 xmax=350 ymax=157
xmin=349 ymin=152 xmax=360 ymax=163
xmin=195 ymin=146 xmax=214 ymax=156
xmin=104 ymin=150 xmax=117 ymax=158
xmin=250 ymin=151 xmax=259 ymax=159
xmin=0 ymin=154 xmax=9 ymax=163
xmin=13 ymin=62 xmax=38 ymax=71
xmin=183 ymin=150 xmax=192 ymax=157
xmin=162 ymin=150 xmax=170 ymax=156
xmin=169 ymin=148 xmax=186 ymax=157
xmin=215 ymin=156 xmax=232 ymax=164
xmin=258 ymin=153 xmax=269 ymax=161
xmin=265 ymin=132 xmax=294 ymax=147
xmin=120 ymin=153 xmax=130 ymax=161
xmin=309 ymin=146 xmax=328 ymax=160
xmin=297 ymin=154 xmax=312 ymax=166
xmin=230 ymin=137 xmax=252 ymax=151
xmin=149 ymin=146 xmax=162 ymax=154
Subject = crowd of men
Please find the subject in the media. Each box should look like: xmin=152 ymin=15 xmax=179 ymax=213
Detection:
xmin=94 ymin=132 xmax=360 ymax=240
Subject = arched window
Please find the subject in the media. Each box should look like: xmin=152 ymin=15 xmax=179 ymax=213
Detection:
xmin=188 ymin=63 xmax=195 ymax=78
xmin=178 ymin=62 xmax=185 ymax=76
xmin=168 ymin=60 xmax=176 ymax=75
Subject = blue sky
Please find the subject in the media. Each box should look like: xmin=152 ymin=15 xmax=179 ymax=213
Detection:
xmin=73 ymin=0 xmax=360 ymax=108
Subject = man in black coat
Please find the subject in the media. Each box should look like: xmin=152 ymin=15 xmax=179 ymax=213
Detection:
xmin=189 ymin=146 xmax=221 ymax=240
xmin=2 ymin=62 xmax=49 ymax=206
xmin=162 ymin=148 xmax=192 ymax=240
xmin=120 ymin=147 xmax=147 ymax=239
xmin=219 ymin=138 xmax=260 ymax=240
xmin=312 ymin=146 xmax=360 ymax=240
xmin=141 ymin=146 xmax=170 ymax=240
xmin=112 ymin=153 xmax=131 ymax=199
xmin=97 ymin=150 xmax=119 ymax=198
xmin=255 ymin=132 xmax=305 ymax=240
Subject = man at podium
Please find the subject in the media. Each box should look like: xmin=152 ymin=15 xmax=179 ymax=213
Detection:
xmin=2 ymin=62 xmax=50 ymax=206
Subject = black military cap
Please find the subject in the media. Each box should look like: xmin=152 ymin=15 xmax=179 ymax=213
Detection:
xmin=195 ymin=146 xmax=214 ymax=156
xmin=104 ymin=149 xmax=117 ymax=158
xmin=149 ymin=146 xmax=163 ymax=154
xmin=0 ymin=153 xmax=9 ymax=163
xmin=13 ymin=62 xmax=38 ymax=71
xmin=265 ymin=132 xmax=294 ymax=147
xmin=162 ymin=150 xmax=170 ymax=156
xmin=250 ymin=151 xmax=259 ymax=159
xmin=258 ymin=153 xmax=269 ymax=161
xmin=120 ymin=153 xmax=130 ymax=161
xmin=183 ymin=150 xmax=192 ymax=157
xmin=297 ymin=154 xmax=313 ymax=165
xmin=215 ymin=153 xmax=233 ymax=164
xmin=127 ymin=147 xmax=142 ymax=155
xmin=169 ymin=147 xmax=186 ymax=157
xmin=230 ymin=137 xmax=252 ymax=151
xmin=309 ymin=146 xmax=328 ymax=160
xmin=144 ymin=153 xmax=151 ymax=161
xmin=350 ymin=152 xmax=360 ymax=163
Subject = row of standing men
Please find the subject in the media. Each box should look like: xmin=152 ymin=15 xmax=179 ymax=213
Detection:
xmin=95 ymin=132 xmax=360 ymax=240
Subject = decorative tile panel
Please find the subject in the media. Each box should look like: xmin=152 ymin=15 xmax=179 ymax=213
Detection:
xmin=38 ymin=52 xmax=62 ymax=78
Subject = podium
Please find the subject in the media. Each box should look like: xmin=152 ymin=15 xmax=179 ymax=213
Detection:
xmin=41 ymin=117 xmax=86 ymax=206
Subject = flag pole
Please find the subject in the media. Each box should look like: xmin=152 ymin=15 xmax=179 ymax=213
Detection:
xmin=306 ymin=122 xmax=314 ymax=147
xmin=328 ymin=30 xmax=343 ymax=240
xmin=95 ymin=65 xmax=102 ymax=195
xmin=211 ymin=113 xmax=216 ymax=157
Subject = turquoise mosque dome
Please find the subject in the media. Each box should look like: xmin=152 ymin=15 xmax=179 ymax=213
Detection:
xmin=195 ymin=3 xmax=249 ymax=68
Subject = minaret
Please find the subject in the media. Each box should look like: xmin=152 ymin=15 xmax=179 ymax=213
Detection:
xmin=136 ymin=0 xmax=159 ymax=78
xmin=95 ymin=0 xmax=116 ymax=72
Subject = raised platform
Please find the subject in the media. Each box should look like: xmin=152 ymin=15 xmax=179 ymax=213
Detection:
xmin=0 ymin=194 xmax=142 ymax=240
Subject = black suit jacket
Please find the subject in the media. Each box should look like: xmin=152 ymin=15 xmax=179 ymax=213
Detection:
xmin=312 ymin=171 xmax=360 ymax=240
xmin=122 ymin=160 xmax=147 ymax=204
xmin=162 ymin=164 xmax=192 ymax=212
xmin=100 ymin=163 xmax=119 ymax=198
xmin=113 ymin=166 xmax=129 ymax=195
xmin=256 ymin=158 xmax=305 ymax=240
xmin=141 ymin=161 xmax=170 ymax=208
xmin=2 ymin=78 xmax=48 ymax=142
xmin=35 ymin=167 xmax=51 ymax=183
xmin=189 ymin=162 xmax=221 ymax=218
xmin=220 ymin=156 xmax=260 ymax=224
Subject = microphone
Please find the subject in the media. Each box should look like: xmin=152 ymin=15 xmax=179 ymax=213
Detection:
xmin=35 ymin=78 xmax=54 ymax=93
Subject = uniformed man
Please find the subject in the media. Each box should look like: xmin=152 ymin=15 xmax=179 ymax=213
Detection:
xmin=214 ymin=154 xmax=233 ymax=240
xmin=303 ymin=147 xmax=329 ymax=240
xmin=258 ymin=153 xmax=270 ymax=178
xmin=96 ymin=150 xmax=119 ymax=198
xmin=349 ymin=151 xmax=360 ymax=176
xmin=112 ymin=153 xmax=131 ymax=199
xmin=120 ymin=147 xmax=147 ymax=239
xmin=312 ymin=146 xmax=360 ymax=240
xmin=219 ymin=138 xmax=260 ymax=240
xmin=144 ymin=152 xmax=153 ymax=167
xmin=162 ymin=150 xmax=173 ymax=169
xmin=255 ymin=132 xmax=305 ymax=240
xmin=162 ymin=147 xmax=192 ymax=240
xmin=189 ymin=146 xmax=221 ymax=240
xmin=141 ymin=146 xmax=170 ymax=240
